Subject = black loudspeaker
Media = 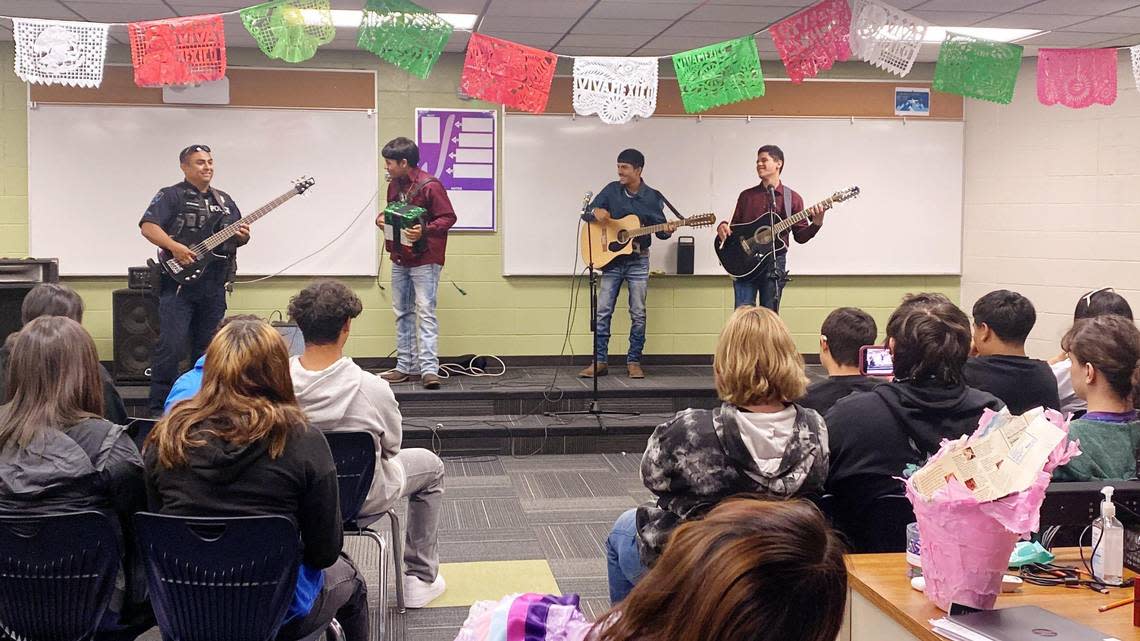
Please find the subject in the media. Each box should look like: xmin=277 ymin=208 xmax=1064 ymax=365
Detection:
xmin=677 ymin=236 xmax=695 ymax=275
xmin=0 ymin=287 xmax=34 ymax=345
xmin=113 ymin=289 xmax=160 ymax=382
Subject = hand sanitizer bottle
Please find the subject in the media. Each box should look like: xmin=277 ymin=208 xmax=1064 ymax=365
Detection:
xmin=1092 ymin=485 xmax=1124 ymax=586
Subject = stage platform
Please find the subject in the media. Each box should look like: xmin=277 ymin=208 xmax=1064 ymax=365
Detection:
xmin=116 ymin=362 xmax=827 ymax=455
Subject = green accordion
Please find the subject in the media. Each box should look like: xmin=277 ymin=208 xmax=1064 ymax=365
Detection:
xmin=382 ymin=201 xmax=426 ymax=248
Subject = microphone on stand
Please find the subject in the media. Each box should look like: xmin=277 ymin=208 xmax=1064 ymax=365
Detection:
xmin=581 ymin=191 xmax=594 ymax=217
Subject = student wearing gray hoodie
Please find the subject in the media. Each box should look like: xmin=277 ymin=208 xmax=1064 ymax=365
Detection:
xmin=288 ymin=280 xmax=446 ymax=609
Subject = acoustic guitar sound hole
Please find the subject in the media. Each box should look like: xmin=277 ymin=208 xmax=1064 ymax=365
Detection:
xmin=616 ymin=230 xmax=629 ymax=244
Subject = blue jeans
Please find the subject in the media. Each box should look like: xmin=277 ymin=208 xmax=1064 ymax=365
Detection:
xmin=733 ymin=253 xmax=787 ymax=311
xmin=148 ymin=277 xmax=227 ymax=413
xmin=595 ymin=255 xmax=649 ymax=363
xmin=606 ymin=508 xmax=647 ymax=603
xmin=391 ymin=263 xmax=442 ymax=376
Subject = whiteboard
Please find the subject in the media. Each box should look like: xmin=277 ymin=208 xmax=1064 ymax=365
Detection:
xmin=503 ymin=115 xmax=963 ymax=276
xmin=29 ymin=104 xmax=379 ymax=276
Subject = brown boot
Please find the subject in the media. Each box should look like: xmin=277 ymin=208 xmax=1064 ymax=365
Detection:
xmin=578 ymin=363 xmax=608 ymax=378
xmin=627 ymin=362 xmax=645 ymax=378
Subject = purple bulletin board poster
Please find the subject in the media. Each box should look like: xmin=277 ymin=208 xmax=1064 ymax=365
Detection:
xmin=414 ymin=108 xmax=496 ymax=231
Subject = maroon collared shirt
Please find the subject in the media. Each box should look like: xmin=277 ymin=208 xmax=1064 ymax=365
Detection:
xmin=385 ymin=166 xmax=457 ymax=267
xmin=729 ymin=182 xmax=821 ymax=249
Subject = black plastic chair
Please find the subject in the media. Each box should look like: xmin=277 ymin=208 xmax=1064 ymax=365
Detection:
xmin=125 ymin=418 xmax=158 ymax=450
xmin=0 ymin=511 xmax=121 ymax=641
xmin=324 ymin=430 xmax=401 ymax=613
xmin=135 ymin=512 xmax=337 ymax=641
xmin=843 ymin=494 xmax=916 ymax=553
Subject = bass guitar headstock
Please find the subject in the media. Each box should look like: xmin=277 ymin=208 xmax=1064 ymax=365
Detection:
xmin=293 ymin=176 xmax=316 ymax=195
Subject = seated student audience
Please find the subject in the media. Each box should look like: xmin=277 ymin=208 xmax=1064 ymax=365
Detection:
xmin=0 ymin=283 xmax=127 ymax=424
xmin=594 ymin=498 xmax=847 ymax=641
xmin=144 ymin=319 xmax=368 ymax=641
xmin=1052 ymin=315 xmax=1140 ymax=481
xmin=825 ymin=294 xmax=1002 ymax=546
xmin=162 ymin=314 xmax=261 ymax=414
xmin=606 ymin=306 xmax=828 ymax=602
xmin=0 ymin=316 xmax=151 ymax=638
xmin=1052 ymin=288 xmax=1134 ymax=416
xmin=287 ymin=279 xmax=446 ymax=608
xmin=964 ymin=289 xmax=1060 ymax=414
xmin=800 ymin=306 xmax=882 ymax=414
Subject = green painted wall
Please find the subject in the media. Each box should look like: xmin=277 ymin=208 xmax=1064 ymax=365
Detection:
xmin=0 ymin=47 xmax=958 ymax=361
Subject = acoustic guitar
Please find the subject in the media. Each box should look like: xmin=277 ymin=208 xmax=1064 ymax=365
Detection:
xmin=581 ymin=212 xmax=716 ymax=269
xmin=714 ymin=186 xmax=860 ymax=279
xmin=149 ymin=177 xmax=315 ymax=286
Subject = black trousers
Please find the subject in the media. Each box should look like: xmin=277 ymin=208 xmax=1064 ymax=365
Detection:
xmin=277 ymin=554 xmax=369 ymax=641
xmin=147 ymin=277 xmax=226 ymax=414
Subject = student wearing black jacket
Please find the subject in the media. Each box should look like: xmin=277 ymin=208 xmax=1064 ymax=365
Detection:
xmin=144 ymin=318 xmax=367 ymax=641
xmin=800 ymin=307 xmax=882 ymax=414
xmin=964 ymin=290 xmax=1060 ymax=414
xmin=0 ymin=316 xmax=151 ymax=639
xmin=825 ymin=295 xmax=1002 ymax=548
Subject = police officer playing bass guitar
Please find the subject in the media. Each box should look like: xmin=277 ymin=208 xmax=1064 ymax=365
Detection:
xmin=716 ymin=144 xmax=829 ymax=312
xmin=139 ymin=144 xmax=249 ymax=415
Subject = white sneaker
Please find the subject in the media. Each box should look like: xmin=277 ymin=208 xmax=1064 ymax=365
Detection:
xmin=403 ymin=573 xmax=446 ymax=608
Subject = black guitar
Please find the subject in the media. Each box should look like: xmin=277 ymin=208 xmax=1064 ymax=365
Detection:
xmin=714 ymin=186 xmax=860 ymax=278
xmin=149 ymin=177 xmax=315 ymax=286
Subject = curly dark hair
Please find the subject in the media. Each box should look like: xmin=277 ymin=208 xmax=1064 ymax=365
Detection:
xmin=888 ymin=301 xmax=971 ymax=385
xmin=287 ymin=280 xmax=363 ymax=346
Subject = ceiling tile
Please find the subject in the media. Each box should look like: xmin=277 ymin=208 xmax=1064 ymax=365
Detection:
xmin=572 ymin=18 xmax=676 ymax=36
xmin=587 ymin=1 xmax=698 ymax=21
xmin=552 ymin=45 xmax=636 ymax=56
xmin=558 ymin=33 xmax=652 ymax=49
xmin=705 ymin=0 xmax=814 ymax=6
xmin=61 ymin=2 xmax=175 ymax=21
xmin=1016 ymin=0 xmax=1140 ymax=15
xmin=1057 ymin=15 xmax=1140 ymax=33
xmin=1088 ymin=34 xmax=1140 ymax=45
xmin=684 ymin=4 xmax=799 ymax=22
xmin=1015 ymin=30 xmax=1125 ymax=46
xmin=486 ymin=0 xmax=594 ymax=18
xmin=641 ymin=34 xmax=741 ymax=52
xmin=0 ymin=1 xmax=84 ymax=19
xmin=417 ymin=0 xmax=489 ymax=13
xmin=478 ymin=16 xmax=578 ymax=34
xmin=918 ymin=0 xmax=1036 ymax=9
xmin=908 ymin=10 xmax=1000 ymax=26
xmin=972 ymin=13 xmax=1090 ymax=30
xmin=661 ymin=20 xmax=764 ymax=38
xmin=475 ymin=31 xmax=560 ymax=48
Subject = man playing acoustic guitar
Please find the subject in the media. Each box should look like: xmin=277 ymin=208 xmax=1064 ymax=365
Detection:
xmin=716 ymin=144 xmax=828 ymax=311
xmin=139 ymin=144 xmax=250 ymax=415
xmin=580 ymin=148 xmax=678 ymax=379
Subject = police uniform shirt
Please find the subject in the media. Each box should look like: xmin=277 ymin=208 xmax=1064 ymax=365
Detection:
xmin=139 ymin=181 xmax=242 ymax=286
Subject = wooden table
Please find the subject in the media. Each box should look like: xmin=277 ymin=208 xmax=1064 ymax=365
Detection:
xmin=842 ymin=550 xmax=1140 ymax=641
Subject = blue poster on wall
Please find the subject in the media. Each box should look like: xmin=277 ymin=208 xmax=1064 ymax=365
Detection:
xmin=414 ymin=108 xmax=496 ymax=231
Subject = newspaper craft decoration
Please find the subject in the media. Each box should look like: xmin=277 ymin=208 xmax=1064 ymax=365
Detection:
xmin=849 ymin=0 xmax=927 ymax=78
xmin=13 ymin=18 xmax=109 ymax=88
xmin=240 ymin=0 xmax=335 ymax=63
xmin=460 ymin=34 xmax=558 ymax=114
xmin=129 ymin=15 xmax=227 ymax=88
xmin=572 ymin=57 xmax=658 ymax=124
xmin=1037 ymin=48 xmax=1117 ymax=108
xmin=932 ymin=32 xmax=1023 ymax=105
xmin=672 ymin=36 xmax=766 ymax=114
xmin=357 ymin=0 xmax=453 ymax=79
xmin=769 ymin=0 xmax=852 ymax=83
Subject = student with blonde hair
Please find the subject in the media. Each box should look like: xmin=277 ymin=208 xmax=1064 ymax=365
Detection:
xmin=595 ymin=498 xmax=847 ymax=641
xmin=145 ymin=318 xmax=368 ymax=641
xmin=604 ymin=306 xmax=828 ymax=602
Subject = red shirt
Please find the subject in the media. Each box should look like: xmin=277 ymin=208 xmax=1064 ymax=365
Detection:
xmin=385 ymin=167 xmax=457 ymax=267
xmin=729 ymin=182 xmax=821 ymax=247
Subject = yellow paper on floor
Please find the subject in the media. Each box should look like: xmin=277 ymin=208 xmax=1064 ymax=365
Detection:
xmin=423 ymin=560 xmax=561 ymax=608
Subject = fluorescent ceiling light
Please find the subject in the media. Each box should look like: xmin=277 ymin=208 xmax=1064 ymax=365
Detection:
xmin=921 ymin=27 xmax=1041 ymax=43
xmin=303 ymin=9 xmax=477 ymax=30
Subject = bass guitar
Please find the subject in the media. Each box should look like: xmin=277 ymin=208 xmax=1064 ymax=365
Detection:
xmin=581 ymin=212 xmax=716 ymax=269
xmin=149 ymin=177 xmax=315 ymax=286
xmin=714 ymin=186 xmax=860 ymax=278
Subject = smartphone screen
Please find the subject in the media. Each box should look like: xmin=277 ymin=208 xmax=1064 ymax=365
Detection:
xmin=860 ymin=345 xmax=894 ymax=376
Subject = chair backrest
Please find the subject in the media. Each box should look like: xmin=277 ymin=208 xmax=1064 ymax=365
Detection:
xmin=134 ymin=513 xmax=301 ymax=641
xmin=850 ymin=494 xmax=915 ymax=553
xmin=126 ymin=418 xmax=158 ymax=450
xmin=324 ymin=431 xmax=377 ymax=524
xmin=0 ymin=511 xmax=121 ymax=641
